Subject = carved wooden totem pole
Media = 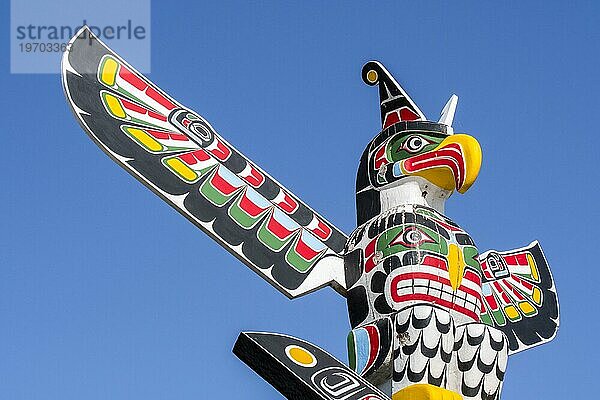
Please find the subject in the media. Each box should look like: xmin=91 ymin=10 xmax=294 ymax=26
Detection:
xmin=62 ymin=28 xmax=559 ymax=400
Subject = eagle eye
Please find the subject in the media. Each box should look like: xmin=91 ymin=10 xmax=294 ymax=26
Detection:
xmin=402 ymin=135 xmax=431 ymax=154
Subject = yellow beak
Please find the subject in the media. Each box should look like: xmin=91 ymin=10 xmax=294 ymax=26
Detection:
xmin=399 ymin=134 xmax=482 ymax=194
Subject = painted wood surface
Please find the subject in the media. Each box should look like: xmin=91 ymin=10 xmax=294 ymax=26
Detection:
xmin=62 ymin=27 xmax=560 ymax=400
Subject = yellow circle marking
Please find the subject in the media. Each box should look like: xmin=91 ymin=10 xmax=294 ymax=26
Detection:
xmin=285 ymin=345 xmax=317 ymax=367
xmin=366 ymin=70 xmax=378 ymax=83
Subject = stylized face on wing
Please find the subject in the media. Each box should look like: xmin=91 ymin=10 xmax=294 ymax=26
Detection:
xmin=370 ymin=130 xmax=482 ymax=193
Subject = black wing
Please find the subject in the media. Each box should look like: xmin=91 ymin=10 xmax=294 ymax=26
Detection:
xmin=61 ymin=27 xmax=348 ymax=298
xmin=478 ymin=241 xmax=559 ymax=354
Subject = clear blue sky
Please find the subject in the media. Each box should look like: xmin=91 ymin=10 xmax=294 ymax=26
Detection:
xmin=1 ymin=1 xmax=597 ymax=398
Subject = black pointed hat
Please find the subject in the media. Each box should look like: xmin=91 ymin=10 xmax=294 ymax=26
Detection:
xmin=361 ymin=61 xmax=426 ymax=129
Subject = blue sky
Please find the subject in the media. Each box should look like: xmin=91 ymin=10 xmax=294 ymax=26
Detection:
xmin=1 ymin=1 xmax=598 ymax=398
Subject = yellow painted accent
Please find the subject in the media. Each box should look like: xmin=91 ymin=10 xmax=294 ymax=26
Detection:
xmin=366 ymin=70 xmax=378 ymax=83
xmin=104 ymin=93 xmax=126 ymax=118
xmin=126 ymin=127 xmax=163 ymax=152
xmin=519 ymin=301 xmax=536 ymax=315
xmin=401 ymin=134 xmax=482 ymax=194
xmin=527 ymin=253 xmax=539 ymax=281
xmin=288 ymin=347 xmax=315 ymax=366
xmin=165 ymin=158 xmax=198 ymax=182
xmin=532 ymin=287 xmax=542 ymax=305
xmin=447 ymin=244 xmax=466 ymax=291
xmin=393 ymin=384 xmax=462 ymax=400
xmin=504 ymin=305 xmax=520 ymax=320
xmin=100 ymin=57 xmax=118 ymax=86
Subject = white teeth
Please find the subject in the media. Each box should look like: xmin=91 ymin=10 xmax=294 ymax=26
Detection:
xmin=413 ymin=278 xmax=429 ymax=287
xmin=386 ymin=271 xmax=482 ymax=316
xmin=441 ymin=291 xmax=453 ymax=303
xmin=465 ymin=293 xmax=478 ymax=308
xmin=414 ymin=286 xmax=428 ymax=295
xmin=429 ymin=287 xmax=442 ymax=299
xmin=454 ymin=294 xmax=466 ymax=308
xmin=395 ymin=279 xmax=413 ymax=290
xmin=430 ymin=280 xmax=443 ymax=290
xmin=396 ymin=286 xmax=413 ymax=297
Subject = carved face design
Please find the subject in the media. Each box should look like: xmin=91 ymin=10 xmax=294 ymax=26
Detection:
xmin=368 ymin=129 xmax=482 ymax=194
xmin=482 ymin=252 xmax=510 ymax=280
xmin=345 ymin=205 xmax=484 ymax=327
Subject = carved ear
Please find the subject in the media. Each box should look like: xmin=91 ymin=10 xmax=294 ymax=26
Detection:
xmin=362 ymin=60 xmax=426 ymax=129
xmin=439 ymin=94 xmax=458 ymax=129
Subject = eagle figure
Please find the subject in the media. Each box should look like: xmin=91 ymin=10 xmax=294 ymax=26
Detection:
xmin=62 ymin=28 xmax=559 ymax=400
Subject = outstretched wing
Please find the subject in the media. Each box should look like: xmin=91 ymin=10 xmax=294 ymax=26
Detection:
xmin=478 ymin=241 xmax=559 ymax=354
xmin=61 ymin=27 xmax=348 ymax=298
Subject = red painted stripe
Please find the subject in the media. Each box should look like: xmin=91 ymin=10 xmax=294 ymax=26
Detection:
xmin=121 ymin=98 xmax=147 ymax=114
xmin=399 ymin=107 xmax=420 ymax=121
xmin=422 ymin=255 xmax=448 ymax=271
xmin=242 ymin=165 xmax=264 ymax=188
xmin=505 ymin=255 xmax=517 ymax=265
xmin=266 ymin=214 xmax=297 ymax=240
xmin=515 ymin=253 xmax=528 ymax=265
xmin=458 ymin=283 xmax=482 ymax=302
xmin=511 ymin=275 xmax=533 ymax=290
xmin=383 ymin=111 xmax=400 ymax=129
xmin=210 ymin=169 xmax=241 ymax=195
xmin=365 ymin=239 xmax=376 ymax=259
xmin=503 ymin=281 xmax=525 ymax=301
xmin=493 ymin=281 xmax=511 ymax=303
xmin=463 ymin=270 xmax=482 ymax=286
xmin=147 ymin=129 xmax=187 ymax=142
xmin=208 ymin=139 xmax=231 ymax=161
xmin=485 ymin=293 xmax=499 ymax=310
xmin=117 ymin=65 xmax=176 ymax=112
xmin=482 ymin=263 xmax=495 ymax=280
xmin=365 ymin=257 xmax=376 ymax=273
xmin=480 ymin=301 xmax=487 ymax=313
xmin=373 ymin=145 xmax=388 ymax=169
xmin=406 ymin=156 xmax=460 ymax=181
xmin=146 ymin=86 xmax=176 ymax=110
xmin=148 ymin=111 xmax=167 ymax=122
xmin=169 ymin=133 xmax=188 ymax=141
xmin=294 ymin=237 xmax=321 ymax=261
xmin=238 ymin=190 xmax=268 ymax=218
xmin=310 ymin=218 xmax=331 ymax=241
xmin=147 ymin=129 xmax=168 ymax=140
xmin=277 ymin=191 xmax=298 ymax=214
xmin=179 ymin=149 xmax=210 ymax=165
xmin=119 ymin=65 xmax=147 ymax=90
xmin=403 ymin=144 xmax=465 ymax=188
xmin=391 ymin=271 xmax=450 ymax=287
xmin=364 ymin=325 xmax=380 ymax=371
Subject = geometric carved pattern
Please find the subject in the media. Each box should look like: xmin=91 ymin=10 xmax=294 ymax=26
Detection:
xmin=63 ymin=28 xmax=348 ymax=298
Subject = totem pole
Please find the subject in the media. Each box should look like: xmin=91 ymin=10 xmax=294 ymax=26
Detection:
xmin=62 ymin=27 xmax=559 ymax=400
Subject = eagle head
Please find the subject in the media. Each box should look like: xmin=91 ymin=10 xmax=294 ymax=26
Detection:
xmin=357 ymin=61 xmax=482 ymax=212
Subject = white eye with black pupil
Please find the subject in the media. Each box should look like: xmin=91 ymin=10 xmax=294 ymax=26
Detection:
xmin=404 ymin=229 xmax=422 ymax=244
xmin=404 ymin=135 xmax=428 ymax=153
